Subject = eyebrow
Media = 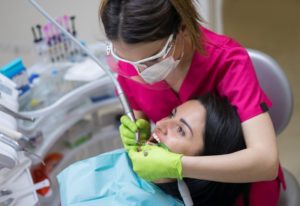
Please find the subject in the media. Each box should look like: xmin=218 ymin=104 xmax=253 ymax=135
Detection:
xmin=180 ymin=118 xmax=194 ymax=136
xmin=173 ymin=108 xmax=194 ymax=136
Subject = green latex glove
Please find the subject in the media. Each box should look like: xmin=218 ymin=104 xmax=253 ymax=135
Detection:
xmin=119 ymin=115 xmax=151 ymax=150
xmin=128 ymin=144 xmax=183 ymax=181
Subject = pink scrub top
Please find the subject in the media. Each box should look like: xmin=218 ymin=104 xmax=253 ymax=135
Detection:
xmin=117 ymin=26 xmax=285 ymax=205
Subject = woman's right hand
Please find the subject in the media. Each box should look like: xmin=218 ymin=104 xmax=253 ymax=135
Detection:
xmin=128 ymin=144 xmax=183 ymax=181
xmin=119 ymin=115 xmax=151 ymax=150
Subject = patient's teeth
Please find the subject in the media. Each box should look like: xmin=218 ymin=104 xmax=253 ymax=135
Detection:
xmin=153 ymin=133 xmax=161 ymax=143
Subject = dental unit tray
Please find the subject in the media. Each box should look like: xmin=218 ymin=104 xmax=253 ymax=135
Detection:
xmin=33 ymin=97 xmax=122 ymax=158
xmin=19 ymin=61 xmax=113 ymax=116
xmin=18 ymin=74 xmax=115 ymax=131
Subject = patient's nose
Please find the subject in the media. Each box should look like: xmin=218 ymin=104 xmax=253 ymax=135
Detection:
xmin=155 ymin=121 xmax=168 ymax=135
xmin=156 ymin=120 xmax=175 ymax=135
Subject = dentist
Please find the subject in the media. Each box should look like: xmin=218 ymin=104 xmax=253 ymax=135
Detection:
xmin=99 ymin=0 xmax=285 ymax=205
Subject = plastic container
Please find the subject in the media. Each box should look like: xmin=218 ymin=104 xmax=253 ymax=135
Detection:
xmin=0 ymin=58 xmax=30 ymax=96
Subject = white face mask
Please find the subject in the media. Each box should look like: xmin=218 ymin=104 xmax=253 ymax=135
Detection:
xmin=138 ymin=55 xmax=181 ymax=84
xmin=107 ymin=33 xmax=184 ymax=84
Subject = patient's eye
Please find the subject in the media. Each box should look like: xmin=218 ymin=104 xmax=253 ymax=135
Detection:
xmin=177 ymin=126 xmax=186 ymax=136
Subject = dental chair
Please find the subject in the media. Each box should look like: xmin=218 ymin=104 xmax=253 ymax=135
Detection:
xmin=248 ymin=49 xmax=300 ymax=206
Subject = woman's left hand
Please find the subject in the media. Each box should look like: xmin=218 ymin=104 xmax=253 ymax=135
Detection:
xmin=119 ymin=115 xmax=151 ymax=150
xmin=128 ymin=144 xmax=183 ymax=181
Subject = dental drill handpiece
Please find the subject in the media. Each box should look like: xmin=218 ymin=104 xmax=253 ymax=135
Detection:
xmin=27 ymin=0 xmax=141 ymax=148
xmin=118 ymin=90 xmax=141 ymax=151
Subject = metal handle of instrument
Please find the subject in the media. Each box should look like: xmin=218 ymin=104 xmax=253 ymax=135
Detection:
xmin=0 ymin=104 xmax=35 ymax=122
xmin=0 ymin=134 xmax=45 ymax=165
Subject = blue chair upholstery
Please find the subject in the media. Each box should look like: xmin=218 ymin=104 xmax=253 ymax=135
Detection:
xmin=248 ymin=49 xmax=300 ymax=206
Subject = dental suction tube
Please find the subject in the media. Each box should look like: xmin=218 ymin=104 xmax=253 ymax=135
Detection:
xmin=27 ymin=0 xmax=139 ymax=141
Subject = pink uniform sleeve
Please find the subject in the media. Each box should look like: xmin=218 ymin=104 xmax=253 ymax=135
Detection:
xmin=217 ymin=40 xmax=272 ymax=122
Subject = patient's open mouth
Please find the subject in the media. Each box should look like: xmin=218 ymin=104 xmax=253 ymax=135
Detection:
xmin=148 ymin=133 xmax=161 ymax=144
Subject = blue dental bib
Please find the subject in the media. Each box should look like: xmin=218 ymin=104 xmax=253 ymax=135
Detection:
xmin=57 ymin=149 xmax=183 ymax=206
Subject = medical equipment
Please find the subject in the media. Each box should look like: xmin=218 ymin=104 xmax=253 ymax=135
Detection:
xmin=0 ymin=100 xmax=44 ymax=166
xmin=69 ymin=16 xmax=77 ymax=37
xmin=0 ymin=103 xmax=42 ymax=149
xmin=0 ymin=75 xmax=20 ymax=171
xmin=0 ymin=39 xmax=131 ymax=205
xmin=0 ymin=72 xmax=50 ymax=205
xmin=0 ymin=104 xmax=34 ymax=122
xmin=0 ymin=142 xmax=17 ymax=170
xmin=0 ymin=58 xmax=30 ymax=96
xmin=0 ymin=134 xmax=44 ymax=165
xmin=36 ymin=18 xmax=81 ymax=64
xmin=0 ymin=178 xmax=50 ymax=204
xmin=27 ymin=0 xmax=140 ymax=144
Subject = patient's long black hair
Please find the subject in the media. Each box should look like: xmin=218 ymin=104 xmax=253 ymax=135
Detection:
xmin=182 ymin=94 xmax=250 ymax=206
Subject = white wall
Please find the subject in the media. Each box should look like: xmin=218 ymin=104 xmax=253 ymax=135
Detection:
xmin=196 ymin=0 xmax=224 ymax=34
xmin=0 ymin=0 xmax=106 ymax=67
xmin=0 ymin=0 xmax=223 ymax=68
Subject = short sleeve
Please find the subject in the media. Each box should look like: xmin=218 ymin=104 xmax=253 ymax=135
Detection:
xmin=217 ymin=43 xmax=272 ymax=122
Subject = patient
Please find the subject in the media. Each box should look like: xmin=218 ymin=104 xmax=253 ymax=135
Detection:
xmin=146 ymin=94 xmax=250 ymax=206
xmin=58 ymin=94 xmax=249 ymax=206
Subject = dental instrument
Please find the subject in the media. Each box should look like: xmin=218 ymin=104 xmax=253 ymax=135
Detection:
xmin=27 ymin=0 xmax=140 ymax=145
xmin=0 ymin=134 xmax=45 ymax=165
xmin=0 ymin=179 xmax=50 ymax=204
xmin=0 ymin=125 xmax=43 ymax=148
xmin=31 ymin=27 xmax=38 ymax=43
xmin=70 ymin=16 xmax=77 ymax=37
xmin=0 ymin=104 xmax=35 ymax=122
xmin=0 ymin=159 xmax=31 ymax=186
xmin=36 ymin=25 xmax=43 ymax=42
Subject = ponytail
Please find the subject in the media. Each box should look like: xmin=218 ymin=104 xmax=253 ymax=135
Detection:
xmin=99 ymin=0 xmax=108 ymax=18
xmin=169 ymin=0 xmax=204 ymax=52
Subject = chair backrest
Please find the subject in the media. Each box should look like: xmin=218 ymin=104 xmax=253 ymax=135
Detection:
xmin=247 ymin=49 xmax=293 ymax=135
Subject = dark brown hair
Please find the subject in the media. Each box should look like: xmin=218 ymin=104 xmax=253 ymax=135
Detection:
xmin=99 ymin=0 xmax=203 ymax=52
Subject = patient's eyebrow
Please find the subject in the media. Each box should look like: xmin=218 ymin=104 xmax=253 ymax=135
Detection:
xmin=180 ymin=118 xmax=193 ymax=136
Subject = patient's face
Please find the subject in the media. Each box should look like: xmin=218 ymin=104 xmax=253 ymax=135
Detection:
xmin=149 ymin=100 xmax=206 ymax=156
